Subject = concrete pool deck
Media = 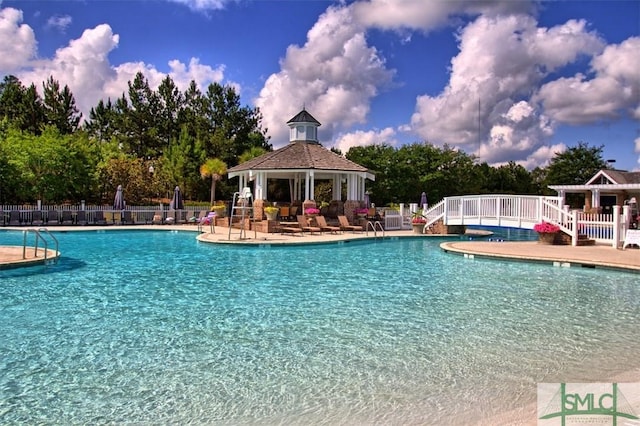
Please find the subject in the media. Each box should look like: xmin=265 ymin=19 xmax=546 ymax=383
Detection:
xmin=1 ymin=224 xmax=639 ymax=273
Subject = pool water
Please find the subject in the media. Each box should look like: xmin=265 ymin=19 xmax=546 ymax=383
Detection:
xmin=1 ymin=230 xmax=639 ymax=424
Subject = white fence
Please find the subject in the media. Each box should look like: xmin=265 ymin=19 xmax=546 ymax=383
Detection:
xmin=419 ymin=194 xmax=629 ymax=248
xmin=0 ymin=204 xmax=210 ymax=226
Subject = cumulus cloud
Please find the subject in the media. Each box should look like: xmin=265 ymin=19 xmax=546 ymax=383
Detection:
xmin=254 ymin=5 xmax=394 ymax=147
xmin=332 ymin=127 xmax=398 ymax=154
xmin=410 ymin=14 xmax=604 ymax=168
xmin=3 ymin=16 xmax=226 ymax=121
xmin=535 ymin=37 xmax=640 ymax=124
xmin=0 ymin=7 xmax=36 ymax=72
xmin=46 ymin=14 xmax=72 ymax=33
xmin=351 ymin=0 xmax=534 ymax=32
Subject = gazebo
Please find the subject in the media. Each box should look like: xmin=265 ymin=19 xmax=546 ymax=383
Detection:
xmin=549 ymin=169 xmax=640 ymax=215
xmin=227 ymin=109 xmax=375 ymax=221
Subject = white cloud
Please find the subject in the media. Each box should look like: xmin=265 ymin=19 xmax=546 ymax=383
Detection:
xmin=535 ymin=37 xmax=640 ymax=124
xmin=4 ymin=17 xmax=226 ymax=121
xmin=166 ymin=0 xmax=232 ymax=12
xmin=0 ymin=7 xmax=36 ymax=72
xmin=254 ymin=5 xmax=394 ymax=147
xmin=46 ymin=14 xmax=72 ymax=33
xmin=351 ymin=0 xmax=534 ymax=32
xmin=332 ymin=127 xmax=397 ymax=154
xmin=410 ymin=14 xmax=604 ymax=167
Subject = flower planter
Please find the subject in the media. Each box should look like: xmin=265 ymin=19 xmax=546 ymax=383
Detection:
xmin=537 ymin=232 xmax=557 ymax=245
xmin=265 ymin=211 xmax=278 ymax=221
xmin=412 ymin=224 xmax=425 ymax=234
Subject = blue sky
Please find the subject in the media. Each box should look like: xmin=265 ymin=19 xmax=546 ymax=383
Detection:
xmin=1 ymin=0 xmax=638 ymax=171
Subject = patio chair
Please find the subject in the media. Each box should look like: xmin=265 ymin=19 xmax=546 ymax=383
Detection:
xmin=338 ymin=215 xmax=363 ymax=233
xmin=296 ymin=215 xmax=322 ymax=235
xmin=279 ymin=206 xmax=290 ymax=220
xmin=76 ymin=210 xmax=88 ymax=225
xmin=9 ymin=210 xmax=22 ymax=226
xmin=151 ymin=211 xmax=164 ymax=225
xmin=93 ymin=210 xmax=108 ymax=225
xmin=289 ymin=206 xmax=299 ymax=220
xmin=47 ymin=210 xmax=61 ymax=225
xmin=316 ymin=215 xmax=340 ymax=234
xmin=280 ymin=222 xmax=303 ymax=235
xmin=31 ymin=210 xmax=44 ymax=226
xmin=165 ymin=209 xmax=176 ymax=224
xmin=61 ymin=210 xmax=74 ymax=225
xmin=122 ymin=210 xmax=134 ymax=225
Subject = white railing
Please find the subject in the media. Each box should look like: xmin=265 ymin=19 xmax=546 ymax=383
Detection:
xmin=420 ymin=194 xmax=627 ymax=248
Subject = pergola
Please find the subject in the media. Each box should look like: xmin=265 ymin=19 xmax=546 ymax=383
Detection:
xmin=227 ymin=109 xmax=375 ymax=217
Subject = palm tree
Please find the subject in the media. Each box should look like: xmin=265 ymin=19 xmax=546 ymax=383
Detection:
xmin=200 ymin=158 xmax=227 ymax=205
xmin=239 ymin=146 xmax=266 ymax=164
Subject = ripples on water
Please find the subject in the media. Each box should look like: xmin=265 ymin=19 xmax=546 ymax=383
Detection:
xmin=1 ymin=230 xmax=639 ymax=425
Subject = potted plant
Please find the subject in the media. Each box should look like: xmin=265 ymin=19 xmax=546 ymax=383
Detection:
xmin=354 ymin=207 xmax=368 ymax=219
xmin=304 ymin=207 xmax=320 ymax=217
xmin=264 ymin=206 xmax=279 ymax=221
xmin=412 ymin=213 xmax=427 ymax=234
xmin=534 ymin=221 xmax=560 ymax=244
xmin=210 ymin=204 xmax=226 ymax=217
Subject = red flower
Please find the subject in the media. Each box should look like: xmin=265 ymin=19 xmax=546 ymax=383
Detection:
xmin=533 ymin=221 xmax=560 ymax=233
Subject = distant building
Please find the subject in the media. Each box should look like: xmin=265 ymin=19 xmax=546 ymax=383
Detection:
xmin=549 ymin=169 xmax=640 ymax=213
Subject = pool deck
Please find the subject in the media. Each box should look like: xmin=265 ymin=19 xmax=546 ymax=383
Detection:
xmin=1 ymin=224 xmax=639 ymax=272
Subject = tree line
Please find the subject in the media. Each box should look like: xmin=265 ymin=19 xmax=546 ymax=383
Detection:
xmin=0 ymin=73 xmax=608 ymax=207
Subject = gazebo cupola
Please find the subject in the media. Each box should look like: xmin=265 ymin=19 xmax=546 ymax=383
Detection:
xmin=287 ymin=108 xmax=320 ymax=144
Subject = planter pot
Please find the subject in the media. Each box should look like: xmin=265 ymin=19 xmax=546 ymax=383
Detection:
xmin=412 ymin=224 xmax=425 ymax=234
xmin=537 ymin=232 xmax=557 ymax=245
xmin=265 ymin=211 xmax=278 ymax=221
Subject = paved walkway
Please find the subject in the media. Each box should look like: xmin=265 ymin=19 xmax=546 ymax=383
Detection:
xmin=2 ymin=224 xmax=639 ymax=273
xmin=441 ymin=240 xmax=640 ymax=272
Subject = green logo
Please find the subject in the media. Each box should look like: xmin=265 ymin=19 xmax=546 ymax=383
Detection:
xmin=538 ymin=383 xmax=639 ymax=425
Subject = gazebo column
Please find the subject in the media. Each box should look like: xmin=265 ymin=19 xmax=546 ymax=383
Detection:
xmin=343 ymin=174 xmax=361 ymax=223
xmin=332 ymin=174 xmax=342 ymax=201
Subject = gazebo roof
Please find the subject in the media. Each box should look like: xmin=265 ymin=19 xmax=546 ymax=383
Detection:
xmin=286 ymin=109 xmax=321 ymax=126
xmin=228 ymin=141 xmax=369 ymax=175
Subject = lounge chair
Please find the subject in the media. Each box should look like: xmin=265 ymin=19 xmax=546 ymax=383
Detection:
xmin=31 ymin=210 xmax=44 ymax=226
xmin=316 ymin=215 xmax=340 ymax=234
xmin=338 ymin=215 xmax=363 ymax=233
xmin=122 ymin=210 xmax=134 ymax=225
xmin=165 ymin=210 xmax=176 ymax=224
xmin=61 ymin=210 xmax=74 ymax=225
xmin=289 ymin=206 xmax=299 ymax=220
xmin=189 ymin=211 xmax=205 ymax=224
xmin=151 ymin=211 xmax=164 ymax=225
xmin=296 ymin=215 xmax=322 ymax=235
xmin=47 ymin=210 xmax=60 ymax=225
xmin=280 ymin=222 xmax=303 ymax=235
xmin=9 ymin=210 xmax=22 ymax=226
xmin=93 ymin=210 xmax=107 ymax=225
xmin=76 ymin=210 xmax=88 ymax=225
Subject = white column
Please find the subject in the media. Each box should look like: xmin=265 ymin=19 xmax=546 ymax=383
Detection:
xmin=333 ymin=174 xmax=341 ymax=201
xmin=309 ymin=170 xmax=315 ymax=201
xmin=612 ymin=205 xmax=621 ymax=248
xmin=593 ymin=189 xmax=600 ymax=208
xmin=254 ymin=172 xmax=264 ymax=200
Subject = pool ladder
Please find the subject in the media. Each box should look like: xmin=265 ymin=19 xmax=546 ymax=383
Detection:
xmin=366 ymin=221 xmax=385 ymax=238
xmin=23 ymin=228 xmax=59 ymax=264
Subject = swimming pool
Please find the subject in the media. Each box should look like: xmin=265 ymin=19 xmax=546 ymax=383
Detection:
xmin=1 ymin=230 xmax=639 ymax=424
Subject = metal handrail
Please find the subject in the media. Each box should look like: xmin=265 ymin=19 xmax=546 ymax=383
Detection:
xmin=366 ymin=221 xmax=385 ymax=238
xmin=22 ymin=228 xmax=59 ymax=264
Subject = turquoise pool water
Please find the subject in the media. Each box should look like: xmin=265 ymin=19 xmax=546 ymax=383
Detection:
xmin=1 ymin=230 xmax=639 ymax=424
